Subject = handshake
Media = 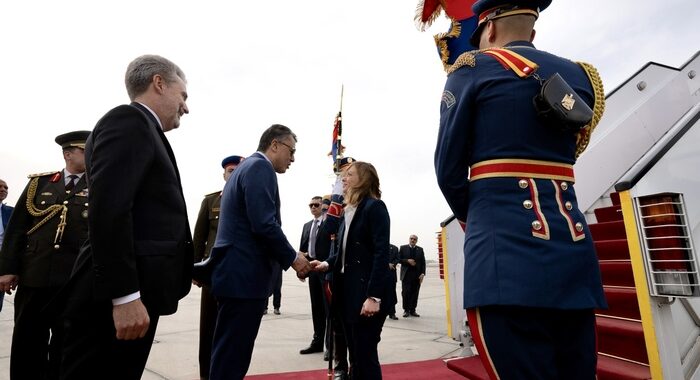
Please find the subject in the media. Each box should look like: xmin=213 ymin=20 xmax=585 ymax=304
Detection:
xmin=291 ymin=252 xmax=330 ymax=279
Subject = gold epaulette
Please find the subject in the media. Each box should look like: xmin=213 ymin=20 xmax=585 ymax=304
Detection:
xmin=204 ymin=191 xmax=221 ymax=198
xmin=27 ymin=171 xmax=59 ymax=179
xmin=445 ymin=49 xmax=482 ymax=75
xmin=575 ymin=61 xmax=605 ymax=158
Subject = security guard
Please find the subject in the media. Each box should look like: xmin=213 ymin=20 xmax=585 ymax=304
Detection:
xmin=0 ymin=130 xmax=91 ymax=380
xmin=434 ymin=1 xmax=607 ymax=378
xmin=192 ymin=154 xmax=244 ymax=380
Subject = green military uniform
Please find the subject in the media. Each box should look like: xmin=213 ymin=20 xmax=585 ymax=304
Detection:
xmin=0 ymin=130 xmax=91 ymax=380
xmin=193 ymin=191 xmax=221 ymax=262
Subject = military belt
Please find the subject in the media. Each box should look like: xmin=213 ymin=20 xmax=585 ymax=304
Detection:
xmin=469 ymin=158 xmax=575 ymax=183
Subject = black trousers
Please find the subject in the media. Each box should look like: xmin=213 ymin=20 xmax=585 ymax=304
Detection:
xmin=11 ymin=285 xmax=62 ymax=380
xmin=198 ymin=285 xmax=218 ymax=379
xmin=342 ymin=310 xmax=386 ymax=380
xmin=265 ymin=268 xmax=282 ymax=309
xmin=401 ymin=277 xmax=421 ymax=312
xmin=210 ymin=297 xmax=266 ymax=380
xmin=308 ymin=272 xmax=328 ymax=348
xmin=60 ymin=300 xmax=160 ymax=380
xmin=468 ymin=306 xmax=597 ymax=380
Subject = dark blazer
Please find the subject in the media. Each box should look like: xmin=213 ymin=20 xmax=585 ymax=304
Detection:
xmin=193 ymin=192 xmax=221 ymax=262
xmin=1 ymin=203 xmax=12 ymax=229
xmin=389 ymin=244 xmax=400 ymax=282
xmin=211 ymin=152 xmax=297 ymax=299
xmin=300 ymin=217 xmax=332 ymax=262
xmin=399 ymin=244 xmax=426 ymax=282
xmin=70 ymin=102 xmax=193 ymax=315
xmin=327 ymin=198 xmax=392 ymax=323
xmin=0 ymin=172 xmax=88 ymax=288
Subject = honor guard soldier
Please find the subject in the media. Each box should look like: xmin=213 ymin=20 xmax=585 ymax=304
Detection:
xmin=192 ymin=154 xmax=244 ymax=380
xmin=0 ymin=130 xmax=91 ymax=380
xmin=433 ymin=0 xmax=607 ymax=378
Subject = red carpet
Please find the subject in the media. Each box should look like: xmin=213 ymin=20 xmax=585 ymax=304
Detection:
xmin=246 ymin=358 xmax=465 ymax=379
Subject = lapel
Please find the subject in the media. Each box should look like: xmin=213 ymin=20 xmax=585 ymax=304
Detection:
xmin=345 ymin=198 xmax=368 ymax=241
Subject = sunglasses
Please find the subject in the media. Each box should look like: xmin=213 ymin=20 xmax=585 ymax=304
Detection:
xmin=309 ymin=203 xmax=321 ymax=208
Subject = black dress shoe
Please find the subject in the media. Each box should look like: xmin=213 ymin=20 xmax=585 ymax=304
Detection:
xmin=300 ymin=344 xmax=324 ymax=354
xmin=403 ymin=311 xmax=410 ymax=318
xmin=410 ymin=311 xmax=421 ymax=317
xmin=273 ymin=308 xmax=280 ymax=315
xmin=324 ymin=350 xmax=330 ymax=361
xmin=333 ymin=369 xmax=348 ymax=380
xmin=388 ymin=314 xmax=399 ymax=320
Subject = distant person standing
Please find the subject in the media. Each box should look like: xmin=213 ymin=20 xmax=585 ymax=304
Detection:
xmin=59 ymin=55 xmax=193 ymax=380
xmin=0 ymin=131 xmax=90 ymax=379
xmin=434 ymin=0 xmax=607 ymax=377
xmin=400 ymin=235 xmax=425 ymax=317
xmin=299 ymin=195 xmax=329 ymax=357
xmin=192 ymin=155 xmax=244 ymax=380
xmin=0 ymin=178 xmax=11 ymax=312
xmin=387 ymin=244 xmax=400 ymax=320
xmin=264 ymin=265 xmax=283 ymax=315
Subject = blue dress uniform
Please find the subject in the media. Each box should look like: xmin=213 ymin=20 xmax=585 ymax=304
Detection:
xmin=434 ymin=1 xmax=607 ymax=378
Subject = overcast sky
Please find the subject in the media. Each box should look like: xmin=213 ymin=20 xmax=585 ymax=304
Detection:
xmin=1 ymin=0 xmax=698 ymax=261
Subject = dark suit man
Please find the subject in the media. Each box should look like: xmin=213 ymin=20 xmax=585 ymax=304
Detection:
xmin=299 ymin=195 xmax=331 ymax=358
xmin=0 ymin=131 xmax=90 ymax=380
xmin=59 ymin=55 xmax=193 ymax=380
xmin=210 ymin=124 xmax=311 ymax=380
xmin=0 ymin=178 xmax=11 ymax=313
xmin=400 ymin=235 xmax=426 ymax=317
xmin=387 ymin=244 xmax=400 ymax=320
xmin=192 ymin=155 xmax=244 ymax=380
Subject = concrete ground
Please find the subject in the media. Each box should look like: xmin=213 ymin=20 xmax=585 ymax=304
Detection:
xmin=0 ymin=262 xmax=463 ymax=379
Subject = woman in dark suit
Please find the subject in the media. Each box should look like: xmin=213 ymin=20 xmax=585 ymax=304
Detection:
xmin=312 ymin=161 xmax=392 ymax=380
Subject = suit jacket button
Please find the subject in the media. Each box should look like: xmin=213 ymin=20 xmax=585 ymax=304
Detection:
xmin=560 ymin=182 xmax=569 ymax=191
xmin=523 ymin=200 xmax=533 ymax=209
xmin=531 ymin=220 xmax=542 ymax=230
xmin=518 ymin=179 xmax=529 ymax=189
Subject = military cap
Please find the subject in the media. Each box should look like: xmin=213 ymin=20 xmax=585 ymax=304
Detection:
xmin=221 ymin=155 xmax=244 ymax=169
xmin=55 ymin=130 xmax=91 ymax=149
xmin=334 ymin=156 xmax=356 ymax=172
xmin=470 ymin=0 xmax=551 ymax=46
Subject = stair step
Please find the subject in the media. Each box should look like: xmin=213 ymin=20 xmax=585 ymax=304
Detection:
xmin=445 ymin=356 xmax=490 ymax=380
xmin=445 ymin=354 xmax=651 ymax=379
xmin=597 ymin=355 xmax=651 ymax=380
xmin=611 ymin=192 xmax=621 ymax=206
xmin=597 ymin=317 xmax=648 ymax=364
xmin=596 ymin=239 xmax=631 ymax=261
xmin=599 ymin=287 xmax=641 ymax=320
xmin=595 ymin=204 xmax=624 ymax=223
xmin=589 ymin=220 xmax=627 ymax=241
xmin=600 ymin=261 xmax=635 ymax=287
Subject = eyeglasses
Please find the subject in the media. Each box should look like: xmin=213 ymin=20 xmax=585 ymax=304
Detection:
xmin=277 ymin=140 xmax=296 ymax=156
xmin=309 ymin=203 xmax=321 ymax=208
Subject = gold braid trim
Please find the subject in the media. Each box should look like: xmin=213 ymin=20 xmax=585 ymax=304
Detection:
xmin=25 ymin=177 xmax=66 ymax=237
xmin=575 ymin=61 xmax=605 ymax=158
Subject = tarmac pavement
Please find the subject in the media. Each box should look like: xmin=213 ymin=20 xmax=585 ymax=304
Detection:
xmin=0 ymin=262 xmax=462 ymax=379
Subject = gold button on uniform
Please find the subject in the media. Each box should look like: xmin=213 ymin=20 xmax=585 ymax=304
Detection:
xmin=40 ymin=201 xmax=46 ymax=205
xmin=560 ymin=182 xmax=568 ymax=191
xmin=518 ymin=179 xmax=529 ymax=189
xmin=54 ymin=244 xmax=60 ymax=249
xmin=523 ymin=200 xmax=533 ymax=209
xmin=531 ymin=220 xmax=542 ymax=230
xmin=565 ymin=201 xmax=573 ymax=210
xmin=575 ymin=222 xmax=584 ymax=232
xmin=63 ymin=200 xmax=69 ymax=205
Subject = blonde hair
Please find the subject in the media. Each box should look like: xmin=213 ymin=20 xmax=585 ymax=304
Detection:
xmin=344 ymin=161 xmax=381 ymax=206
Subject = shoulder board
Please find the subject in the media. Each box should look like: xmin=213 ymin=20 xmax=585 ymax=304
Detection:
xmin=27 ymin=171 xmax=59 ymax=179
xmin=205 ymin=191 xmax=221 ymax=197
xmin=481 ymin=48 xmax=538 ymax=78
xmin=445 ymin=50 xmax=481 ymax=75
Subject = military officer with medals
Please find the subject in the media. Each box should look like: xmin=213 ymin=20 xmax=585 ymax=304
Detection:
xmin=433 ymin=0 xmax=607 ymax=378
xmin=192 ymin=154 xmax=244 ymax=380
xmin=0 ymin=130 xmax=91 ymax=380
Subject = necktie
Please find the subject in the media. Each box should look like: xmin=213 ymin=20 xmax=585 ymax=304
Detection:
xmin=65 ymin=175 xmax=78 ymax=192
xmin=309 ymin=219 xmax=319 ymax=258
